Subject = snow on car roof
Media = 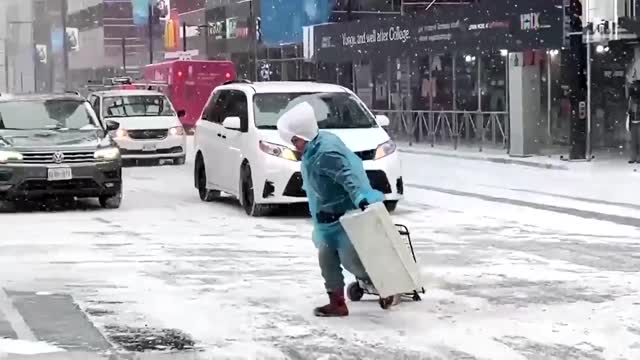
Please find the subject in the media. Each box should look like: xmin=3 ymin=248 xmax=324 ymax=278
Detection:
xmin=0 ymin=93 xmax=85 ymax=103
xmin=227 ymin=81 xmax=349 ymax=94
xmin=93 ymin=89 xmax=165 ymax=97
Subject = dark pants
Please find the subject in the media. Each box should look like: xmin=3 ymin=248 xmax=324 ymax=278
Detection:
xmin=318 ymin=241 xmax=370 ymax=293
xmin=631 ymin=123 xmax=640 ymax=162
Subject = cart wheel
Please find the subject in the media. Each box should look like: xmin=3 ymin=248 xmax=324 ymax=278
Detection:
xmin=379 ymin=296 xmax=394 ymax=309
xmin=347 ymin=282 xmax=364 ymax=301
xmin=412 ymin=291 xmax=422 ymax=302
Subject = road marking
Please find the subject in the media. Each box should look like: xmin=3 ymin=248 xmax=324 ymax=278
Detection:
xmin=0 ymin=288 xmax=36 ymax=341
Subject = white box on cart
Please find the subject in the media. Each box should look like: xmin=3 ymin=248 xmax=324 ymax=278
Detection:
xmin=339 ymin=202 xmax=423 ymax=298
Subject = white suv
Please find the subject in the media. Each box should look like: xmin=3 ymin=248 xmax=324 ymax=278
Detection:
xmin=193 ymin=81 xmax=404 ymax=216
xmin=88 ymin=90 xmax=187 ymax=165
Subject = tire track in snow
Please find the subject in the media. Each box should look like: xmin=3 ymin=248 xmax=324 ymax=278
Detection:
xmin=406 ymin=183 xmax=640 ymax=228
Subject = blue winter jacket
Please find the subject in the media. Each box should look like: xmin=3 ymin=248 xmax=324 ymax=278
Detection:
xmin=301 ymin=131 xmax=385 ymax=249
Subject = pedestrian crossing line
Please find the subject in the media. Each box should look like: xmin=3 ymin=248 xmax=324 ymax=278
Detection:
xmin=0 ymin=287 xmax=36 ymax=341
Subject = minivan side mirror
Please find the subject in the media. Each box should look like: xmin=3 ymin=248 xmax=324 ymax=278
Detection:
xmin=222 ymin=116 xmax=241 ymax=131
xmin=177 ymin=109 xmax=186 ymax=118
xmin=375 ymin=114 xmax=390 ymax=127
xmin=105 ymin=120 xmax=120 ymax=131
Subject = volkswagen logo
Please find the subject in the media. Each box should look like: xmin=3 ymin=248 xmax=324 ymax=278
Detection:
xmin=52 ymin=151 xmax=65 ymax=164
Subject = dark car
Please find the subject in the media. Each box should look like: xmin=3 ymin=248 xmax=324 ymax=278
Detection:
xmin=0 ymin=93 xmax=123 ymax=208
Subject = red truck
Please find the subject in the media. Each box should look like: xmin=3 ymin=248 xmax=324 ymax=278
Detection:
xmin=143 ymin=60 xmax=236 ymax=129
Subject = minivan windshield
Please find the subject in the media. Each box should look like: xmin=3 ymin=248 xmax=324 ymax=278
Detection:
xmin=103 ymin=94 xmax=176 ymax=118
xmin=0 ymin=99 xmax=100 ymax=130
xmin=253 ymin=92 xmax=377 ymax=130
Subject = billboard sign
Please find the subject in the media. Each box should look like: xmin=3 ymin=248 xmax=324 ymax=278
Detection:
xmin=66 ymin=28 xmax=79 ymax=52
xmin=260 ymin=0 xmax=330 ymax=45
xmin=132 ymin=0 xmax=171 ymax=26
xmin=35 ymin=44 xmax=47 ymax=64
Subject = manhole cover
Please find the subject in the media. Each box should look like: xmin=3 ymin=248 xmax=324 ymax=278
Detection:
xmin=104 ymin=325 xmax=195 ymax=352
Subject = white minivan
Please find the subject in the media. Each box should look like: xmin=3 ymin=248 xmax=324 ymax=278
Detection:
xmin=193 ymin=81 xmax=403 ymax=216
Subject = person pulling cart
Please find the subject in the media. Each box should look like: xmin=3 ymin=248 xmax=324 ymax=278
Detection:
xmin=277 ymin=99 xmax=416 ymax=317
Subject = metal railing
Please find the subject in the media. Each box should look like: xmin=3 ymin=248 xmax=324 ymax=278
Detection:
xmin=373 ymin=109 xmax=509 ymax=151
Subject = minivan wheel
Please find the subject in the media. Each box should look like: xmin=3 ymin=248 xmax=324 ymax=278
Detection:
xmin=195 ymin=157 xmax=219 ymax=202
xmin=240 ymin=164 xmax=269 ymax=217
xmin=99 ymin=191 xmax=122 ymax=209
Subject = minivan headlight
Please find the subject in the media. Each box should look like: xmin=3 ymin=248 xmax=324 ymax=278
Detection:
xmin=168 ymin=126 xmax=185 ymax=136
xmin=259 ymin=141 xmax=299 ymax=161
xmin=0 ymin=150 xmax=23 ymax=163
xmin=94 ymin=147 xmax=120 ymax=160
xmin=374 ymin=140 xmax=397 ymax=160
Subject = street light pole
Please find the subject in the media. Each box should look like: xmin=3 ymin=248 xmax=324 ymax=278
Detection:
xmin=585 ymin=0 xmax=592 ymax=160
xmin=148 ymin=3 xmax=154 ymax=64
xmin=8 ymin=20 xmax=35 ymax=93
xmin=182 ymin=22 xmax=187 ymax=52
xmin=61 ymin=0 xmax=70 ymax=90
xmin=3 ymin=39 xmax=8 ymax=91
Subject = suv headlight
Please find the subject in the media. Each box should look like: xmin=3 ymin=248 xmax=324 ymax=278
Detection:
xmin=110 ymin=129 xmax=128 ymax=138
xmin=0 ymin=150 xmax=23 ymax=163
xmin=94 ymin=147 xmax=120 ymax=161
xmin=259 ymin=141 xmax=299 ymax=161
xmin=168 ymin=126 xmax=185 ymax=136
xmin=374 ymin=140 xmax=397 ymax=160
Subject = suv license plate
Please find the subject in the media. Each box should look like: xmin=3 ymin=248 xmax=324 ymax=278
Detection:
xmin=142 ymin=143 xmax=157 ymax=152
xmin=47 ymin=167 xmax=72 ymax=181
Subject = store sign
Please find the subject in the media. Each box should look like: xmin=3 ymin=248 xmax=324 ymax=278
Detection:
xmin=313 ymin=0 xmax=564 ymax=62
xmin=226 ymin=17 xmax=249 ymax=39
xmin=208 ymin=20 xmax=226 ymax=39
xmin=340 ymin=26 xmax=411 ymax=47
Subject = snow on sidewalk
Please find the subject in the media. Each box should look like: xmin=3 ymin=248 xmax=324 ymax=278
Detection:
xmin=0 ymin=339 xmax=65 ymax=356
xmin=400 ymin=150 xmax=640 ymax=230
xmin=398 ymin=141 xmax=638 ymax=173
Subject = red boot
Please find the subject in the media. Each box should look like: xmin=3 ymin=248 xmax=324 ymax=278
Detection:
xmin=313 ymin=290 xmax=349 ymax=317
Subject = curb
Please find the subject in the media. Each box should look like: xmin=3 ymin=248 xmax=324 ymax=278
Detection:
xmin=399 ymin=148 xmax=569 ymax=171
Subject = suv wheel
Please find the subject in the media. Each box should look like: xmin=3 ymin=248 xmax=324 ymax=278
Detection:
xmin=240 ymin=164 xmax=270 ymax=217
xmin=195 ymin=156 xmax=219 ymax=202
xmin=99 ymin=192 xmax=122 ymax=209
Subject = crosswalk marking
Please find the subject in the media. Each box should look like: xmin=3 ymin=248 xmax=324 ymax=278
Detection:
xmin=0 ymin=288 xmax=36 ymax=341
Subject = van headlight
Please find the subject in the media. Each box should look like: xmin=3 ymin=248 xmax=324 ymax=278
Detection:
xmin=94 ymin=147 xmax=120 ymax=161
xmin=374 ymin=140 xmax=397 ymax=160
xmin=259 ymin=141 xmax=299 ymax=161
xmin=0 ymin=150 xmax=23 ymax=163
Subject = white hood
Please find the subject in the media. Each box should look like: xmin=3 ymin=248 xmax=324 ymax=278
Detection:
xmin=105 ymin=116 xmax=181 ymax=130
xmin=261 ymin=127 xmax=390 ymax=153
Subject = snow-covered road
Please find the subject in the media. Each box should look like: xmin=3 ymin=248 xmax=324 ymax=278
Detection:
xmin=1 ymin=149 xmax=639 ymax=360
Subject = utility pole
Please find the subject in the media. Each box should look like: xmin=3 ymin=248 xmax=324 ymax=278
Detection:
xmin=61 ymin=0 xmax=69 ymax=90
